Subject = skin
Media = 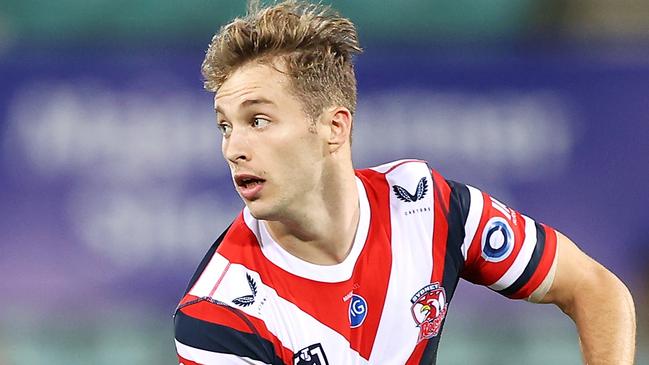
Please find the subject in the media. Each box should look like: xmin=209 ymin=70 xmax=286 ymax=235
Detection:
xmin=216 ymin=60 xmax=359 ymax=264
xmin=541 ymin=232 xmax=636 ymax=364
xmin=214 ymin=58 xmax=636 ymax=363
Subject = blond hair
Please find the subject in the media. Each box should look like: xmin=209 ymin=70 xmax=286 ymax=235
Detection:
xmin=201 ymin=0 xmax=362 ymax=120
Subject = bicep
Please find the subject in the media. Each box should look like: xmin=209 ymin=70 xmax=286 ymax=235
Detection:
xmin=537 ymin=230 xmax=606 ymax=306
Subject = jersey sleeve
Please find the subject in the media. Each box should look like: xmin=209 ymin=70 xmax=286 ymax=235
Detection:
xmin=447 ymin=180 xmax=558 ymax=301
xmin=174 ymin=299 xmax=283 ymax=365
xmin=174 ymin=225 xmax=290 ymax=365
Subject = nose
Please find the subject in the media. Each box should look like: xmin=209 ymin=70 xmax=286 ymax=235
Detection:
xmin=223 ymin=127 xmax=250 ymax=164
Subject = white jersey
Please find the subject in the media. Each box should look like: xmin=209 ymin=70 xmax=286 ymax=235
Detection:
xmin=174 ymin=160 xmax=558 ymax=365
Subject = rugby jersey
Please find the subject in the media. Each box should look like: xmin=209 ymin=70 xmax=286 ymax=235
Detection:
xmin=174 ymin=159 xmax=558 ymax=365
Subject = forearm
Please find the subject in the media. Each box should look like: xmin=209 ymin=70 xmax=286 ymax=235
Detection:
xmin=559 ymin=263 xmax=636 ymax=364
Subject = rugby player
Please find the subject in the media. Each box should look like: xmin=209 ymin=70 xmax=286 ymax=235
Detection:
xmin=174 ymin=1 xmax=636 ymax=364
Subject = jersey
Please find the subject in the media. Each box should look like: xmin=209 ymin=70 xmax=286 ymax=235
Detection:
xmin=174 ymin=159 xmax=558 ymax=365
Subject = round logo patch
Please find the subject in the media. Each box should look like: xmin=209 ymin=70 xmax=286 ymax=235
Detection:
xmin=349 ymin=294 xmax=368 ymax=328
xmin=481 ymin=217 xmax=514 ymax=262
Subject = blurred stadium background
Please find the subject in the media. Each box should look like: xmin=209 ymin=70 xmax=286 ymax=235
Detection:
xmin=1 ymin=1 xmax=648 ymax=364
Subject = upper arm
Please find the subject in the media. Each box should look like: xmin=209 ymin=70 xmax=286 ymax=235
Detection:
xmin=450 ymin=179 xmax=558 ymax=300
xmin=535 ymin=231 xmax=636 ymax=364
xmin=535 ymin=230 xmax=622 ymax=308
xmin=535 ymin=231 xmax=586 ymax=305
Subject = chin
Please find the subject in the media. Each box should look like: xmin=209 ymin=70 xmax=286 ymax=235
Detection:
xmin=245 ymin=200 xmax=279 ymax=221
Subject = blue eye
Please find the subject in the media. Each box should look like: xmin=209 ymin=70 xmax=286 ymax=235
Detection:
xmin=217 ymin=122 xmax=232 ymax=136
xmin=252 ymin=118 xmax=270 ymax=128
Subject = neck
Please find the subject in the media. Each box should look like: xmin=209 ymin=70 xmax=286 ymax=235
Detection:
xmin=264 ymin=160 xmax=360 ymax=265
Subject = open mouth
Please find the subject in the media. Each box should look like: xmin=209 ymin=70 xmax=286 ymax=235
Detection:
xmin=239 ymin=177 xmax=264 ymax=188
xmin=235 ymin=174 xmax=266 ymax=189
xmin=235 ymin=174 xmax=266 ymax=200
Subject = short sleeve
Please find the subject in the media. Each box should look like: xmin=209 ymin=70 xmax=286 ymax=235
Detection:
xmin=448 ymin=180 xmax=558 ymax=300
xmin=174 ymin=295 xmax=285 ymax=365
xmin=174 ymin=224 xmax=287 ymax=365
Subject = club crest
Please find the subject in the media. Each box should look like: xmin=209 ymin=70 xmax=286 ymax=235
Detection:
xmin=410 ymin=282 xmax=448 ymax=343
xmin=392 ymin=177 xmax=428 ymax=202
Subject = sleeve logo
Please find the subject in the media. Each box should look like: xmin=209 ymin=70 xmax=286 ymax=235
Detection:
xmin=392 ymin=177 xmax=428 ymax=202
xmin=232 ymin=273 xmax=258 ymax=307
xmin=481 ymin=217 xmax=514 ymax=262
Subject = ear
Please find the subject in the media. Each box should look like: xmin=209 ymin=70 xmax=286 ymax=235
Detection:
xmin=325 ymin=107 xmax=353 ymax=152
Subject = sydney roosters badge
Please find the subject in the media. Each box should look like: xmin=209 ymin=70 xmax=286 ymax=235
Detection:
xmin=410 ymin=282 xmax=448 ymax=343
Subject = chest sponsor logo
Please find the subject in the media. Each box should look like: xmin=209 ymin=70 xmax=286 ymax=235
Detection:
xmin=293 ymin=343 xmax=329 ymax=365
xmin=410 ymin=282 xmax=448 ymax=343
xmin=392 ymin=177 xmax=428 ymax=202
xmin=232 ymin=273 xmax=258 ymax=307
xmin=348 ymin=294 xmax=368 ymax=328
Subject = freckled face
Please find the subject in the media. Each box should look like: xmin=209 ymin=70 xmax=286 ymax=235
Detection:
xmin=215 ymin=61 xmax=327 ymax=220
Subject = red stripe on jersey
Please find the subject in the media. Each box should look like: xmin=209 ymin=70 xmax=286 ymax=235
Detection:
xmin=179 ymin=300 xmax=295 ymax=363
xmin=178 ymin=354 xmax=200 ymax=365
xmin=217 ymin=220 xmax=354 ymax=339
xmin=349 ymin=169 xmax=393 ymax=359
xmin=464 ymin=192 xmax=491 ymax=273
xmin=405 ymin=169 xmax=451 ymax=364
xmin=509 ymin=224 xmax=558 ymax=299
xmin=430 ymin=169 xmax=450 ymax=283
xmin=462 ymin=193 xmax=527 ymax=286
xmin=216 ymin=170 xmax=393 ymax=360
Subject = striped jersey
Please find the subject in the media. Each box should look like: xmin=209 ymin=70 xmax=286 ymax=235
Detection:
xmin=174 ymin=159 xmax=558 ymax=365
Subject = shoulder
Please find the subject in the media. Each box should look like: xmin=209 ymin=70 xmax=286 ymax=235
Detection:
xmin=357 ymin=158 xmax=429 ymax=176
xmin=356 ymin=158 xmax=454 ymax=201
xmin=182 ymin=212 xmax=260 ymax=295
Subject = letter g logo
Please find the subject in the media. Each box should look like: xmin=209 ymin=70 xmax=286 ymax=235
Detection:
xmin=349 ymin=294 xmax=368 ymax=328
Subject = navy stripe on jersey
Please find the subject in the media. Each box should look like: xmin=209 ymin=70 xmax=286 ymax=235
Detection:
xmin=183 ymin=224 xmax=231 ymax=295
xmin=418 ymin=179 xmax=468 ymax=365
xmin=174 ymin=308 xmax=284 ymax=365
xmin=444 ymin=180 xmax=469 ymax=278
xmin=496 ymin=221 xmax=547 ymax=297
xmin=447 ymin=180 xmax=470 ymax=228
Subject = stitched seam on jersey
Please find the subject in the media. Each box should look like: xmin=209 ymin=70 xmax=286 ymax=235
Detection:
xmin=207 ymin=297 xmax=278 ymax=362
xmin=175 ymin=300 xmax=284 ymax=364
xmin=384 ymin=159 xmax=426 ymax=174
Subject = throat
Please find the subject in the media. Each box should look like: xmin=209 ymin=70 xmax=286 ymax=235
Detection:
xmin=263 ymin=199 xmax=361 ymax=266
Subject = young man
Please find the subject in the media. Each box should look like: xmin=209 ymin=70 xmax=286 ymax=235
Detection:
xmin=174 ymin=2 xmax=636 ymax=364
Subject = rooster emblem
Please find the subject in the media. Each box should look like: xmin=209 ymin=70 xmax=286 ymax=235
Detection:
xmin=410 ymin=283 xmax=448 ymax=343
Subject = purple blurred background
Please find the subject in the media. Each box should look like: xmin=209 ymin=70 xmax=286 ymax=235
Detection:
xmin=1 ymin=1 xmax=648 ymax=363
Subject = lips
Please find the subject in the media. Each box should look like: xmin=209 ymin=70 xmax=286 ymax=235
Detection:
xmin=234 ymin=174 xmax=266 ymax=200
